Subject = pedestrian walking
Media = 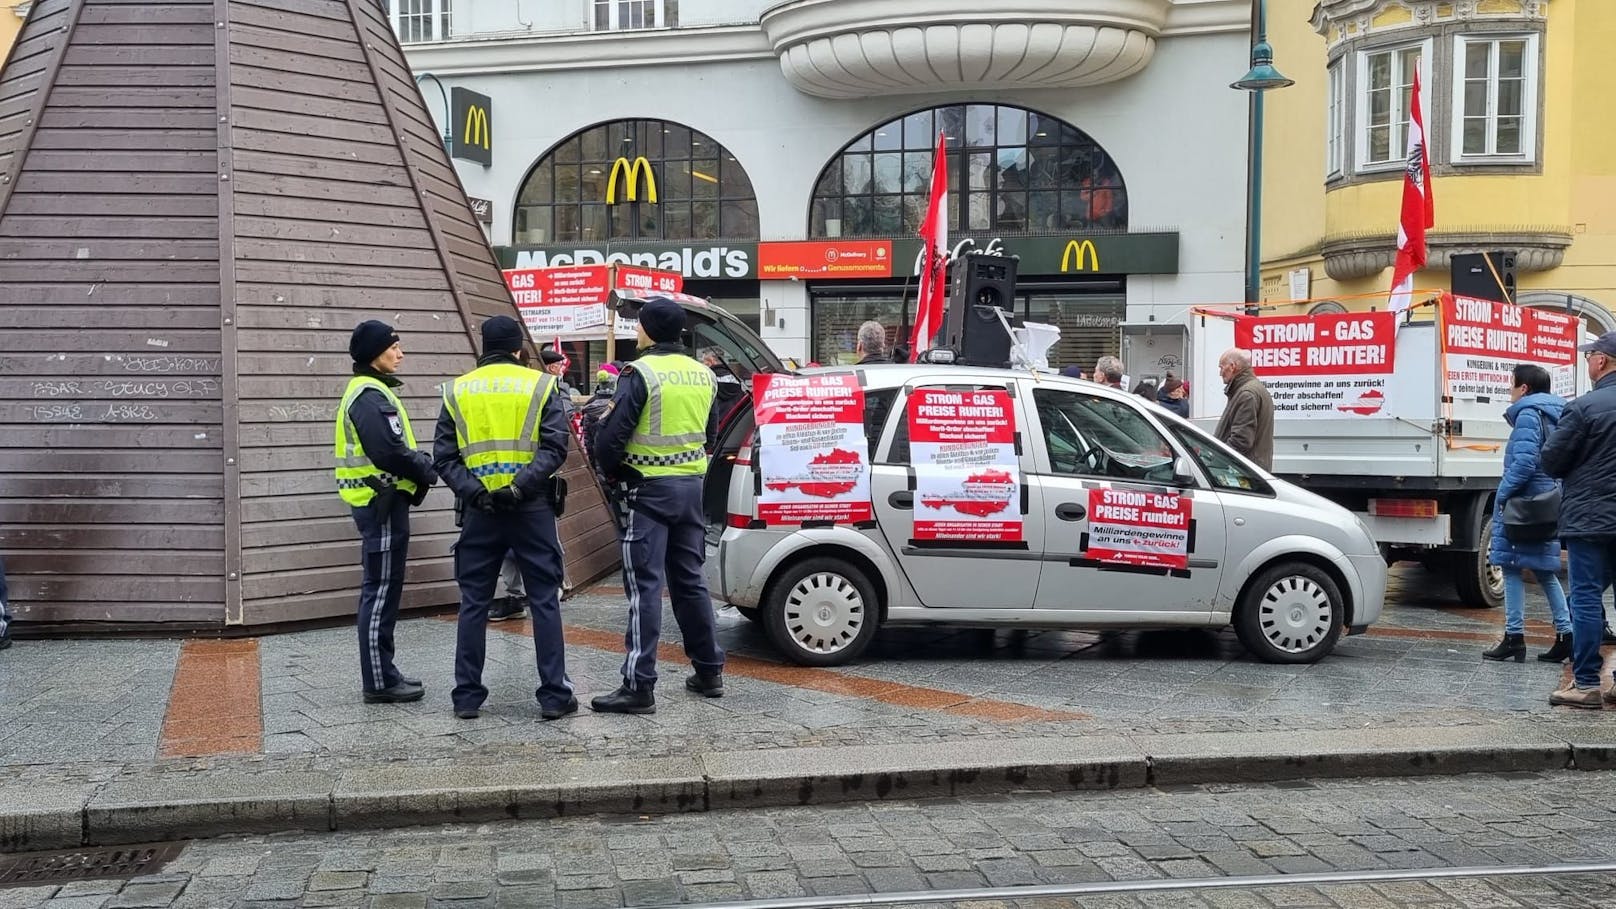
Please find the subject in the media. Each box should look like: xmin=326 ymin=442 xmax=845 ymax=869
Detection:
xmin=1483 ymin=364 xmax=1572 ymax=663
xmin=1213 ymin=348 xmax=1275 ymax=470
xmin=1 ymin=556 xmax=12 ymax=651
xmin=334 ymin=320 xmax=439 ymax=703
xmin=590 ymin=297 xmax=726 ymax=714
xmin=1542 ymin=331 xmax=1616 ymax=708
xmin=434 ymin=316 xmax=576 ymax=721
xmin=1159 ymin=375 xmax=1191 ymax=419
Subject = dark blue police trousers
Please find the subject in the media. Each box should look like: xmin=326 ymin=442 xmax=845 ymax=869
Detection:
xmin=350 ymin=496 xmax=411 ymax=693
xmin=619 ymin=476 xmax=725 ymax=689
xmin=452 ymin=503 xmax=574 ymax=712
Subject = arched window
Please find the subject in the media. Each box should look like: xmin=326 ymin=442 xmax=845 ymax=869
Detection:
xmin=809 ymin=104 xmax=1127 ymax=238
xmin=514 ymin=119 xmax=758 ymax=244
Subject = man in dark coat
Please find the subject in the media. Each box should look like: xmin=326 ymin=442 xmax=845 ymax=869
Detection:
xmin=1213 ymin=348 xmax=1275 ymax=470
xmin=1542 ymin=330 xmax=1616 ymax=708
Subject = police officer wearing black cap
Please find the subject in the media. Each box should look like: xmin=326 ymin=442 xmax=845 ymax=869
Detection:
xmin=334 ymin=320 xmax=438 ymax=703
xmin=433 ymin=316 xmax=577 ymax=720
xmin=590 ymin=297 xmax=725 ymax=714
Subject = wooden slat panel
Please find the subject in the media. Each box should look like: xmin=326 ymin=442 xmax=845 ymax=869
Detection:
xmin=77 ymin=4 xmax=216 ymax=24
xmin=244 ymin=557 xmax=454 ymax=602
xmin=231 ymin=148 xmax=408 ymax=186
xmin=233 ymin=283 xmax=452 ymax=311
xmin=240 ymin=532 xmax=455 ymax=574
xmin=233 ymin=191 xmax=427 ymax=228
xmin=0 ymin=215 xmax=221 ymax=238
xmin=232 ymin=127 xmax=404 ymax=165
xmin=60 ymin=44 xmax=214 ymax=67
xmin=242 ymin=510 xmax=459 ymax=548
xmin=16 ymin=601 xmax=226 ymax=626
xmin=0 ymin=425 xmax=225 ymax=449
xmin=230 ymin=106 xmax=396 ymax=145
xmin=29 ymin=128 xmax=217 ymax=150
xmin=231 ymin=170 xmax=418 ymax=206
xmin=40 ymin=107 xmax=219 ymax=129
xmin=0 ymin=522 xmax=223 ymax=550
xmin=22 ymin=150 xmax=218 ymax=172
xmin=231 ymin=23 xmax=366 ymax=65
xmin=233 ymin=215 xmax=433 ymax=250
xmin=0 ymin=498 xmax=223 ymax=524
xmin=238 ymin=578 xmax=458 ymax=625
xmin=6 ymin=548 xmax=224 ymax=576
xmin=10 ymin=574 xmax=225 ymax=604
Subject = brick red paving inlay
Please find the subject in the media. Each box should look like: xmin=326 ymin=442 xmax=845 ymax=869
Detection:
xmin=461 ymin=616 xmax=1088 ymax=723
xmin=158 ymin=639 xmax=263 ymax=759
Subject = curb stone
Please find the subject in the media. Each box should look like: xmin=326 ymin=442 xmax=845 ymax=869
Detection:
xmin=1 ymin=723 xmax=1610 ymax=852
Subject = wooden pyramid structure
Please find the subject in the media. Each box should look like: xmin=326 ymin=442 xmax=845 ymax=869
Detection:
xmin=0 ymin=0 xmax=615 ymax=629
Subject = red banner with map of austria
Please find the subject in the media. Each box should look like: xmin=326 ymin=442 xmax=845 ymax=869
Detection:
xmin=753 ymin=373 xmax=871 ymax=525
xmin=1085 ymin=488 xmax=1192 ymax=569
xmin=1233 ymin=311 xmax=1397 ymax=418
xmin=908 ymin=389 xmax=1021 ymax=542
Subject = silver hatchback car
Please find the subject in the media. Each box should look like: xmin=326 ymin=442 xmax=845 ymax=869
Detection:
xmin=707 ymin=365 xmax=1386 ymax=667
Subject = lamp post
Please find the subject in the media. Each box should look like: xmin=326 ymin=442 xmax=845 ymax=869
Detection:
xmin=414 ymin=72 xmax=454 ymax=153
xmin=1232 ymin=0 xmax=1294 ymax=312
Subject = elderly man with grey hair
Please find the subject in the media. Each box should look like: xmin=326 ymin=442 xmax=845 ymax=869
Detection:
xmin=1213 ymin=347 xmax=1275 ymax=470
xmin=854 ymin=320 xmax=890 ymax=365
xmin=1093 ymin=356 xmax=1124 ymax=389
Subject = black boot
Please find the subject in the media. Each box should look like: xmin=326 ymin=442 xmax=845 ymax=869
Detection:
xmin=590 ymin=684 xmax=656 ymax=715
xmin=1537 ymin=632 xmax=1573 ymax=663
xmin=685 ymin=671 xmax=725 ymax=698
xmin=1483 ymin=633 xmax=1526 ymax=662
xmin=1603 ymin=622 xmax=1616 ymax=645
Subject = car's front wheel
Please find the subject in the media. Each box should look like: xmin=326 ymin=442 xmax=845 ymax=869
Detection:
xmin=1234 ymin=562 xmax=1345 ymax=664
xmin=763 ymin=557 xmax=880 ymax=667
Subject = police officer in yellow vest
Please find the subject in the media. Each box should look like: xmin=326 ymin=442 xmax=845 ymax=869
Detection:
xmin=335 ymin=320 xmax=438 ymax=703
xmin=433 ymin=316 xmax=577 ymax=720
xmin=590 ymin=297 xmax=725 ymax=713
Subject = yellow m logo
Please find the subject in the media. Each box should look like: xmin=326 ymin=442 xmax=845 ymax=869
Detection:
xmin=606 ymin=156 xmax=658 ymax=205
xmin=1061 ymin=239 xmax=1099 ymax=272
xmin=463 ymin=105 xmax=490 ymax=150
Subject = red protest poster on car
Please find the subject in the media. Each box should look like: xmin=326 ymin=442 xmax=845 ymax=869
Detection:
xmin=503 ymin=265 xmax=611 ymax=335
xmin=1441 ymin=294 xmax=1580 ymax=399
xmin=1085 ymin=488 xmax=1192 ymax=569
xmin=907 ymin=389 xmax=1021 ymax=542
xmin=753 ymin=374 xmax=871 ymax=525
xmin=1233 ymin=311 xmax=1397 ymax=418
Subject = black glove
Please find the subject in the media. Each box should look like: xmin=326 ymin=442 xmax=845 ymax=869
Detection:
xmin=490 ymin=485 xmax=524 ymax=512
xmin=469 ymin=490 xmax=495 ymax=514
xmin=409 ymin=484 xmax=430 ymax=507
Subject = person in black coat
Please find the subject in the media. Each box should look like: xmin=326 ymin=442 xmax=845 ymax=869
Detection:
xmin=1541 ymin=331 xmax=1616 ymax=708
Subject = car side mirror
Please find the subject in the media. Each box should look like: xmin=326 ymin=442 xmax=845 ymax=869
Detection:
xmin=1173 ymin=455 xmax=1197 ymax=486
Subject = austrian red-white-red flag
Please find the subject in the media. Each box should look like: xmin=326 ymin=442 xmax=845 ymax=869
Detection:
xmin=907 ymin=133 xmax=949 ymax=362
xmin=1388 ymin=67 xmax=1434 ymax=312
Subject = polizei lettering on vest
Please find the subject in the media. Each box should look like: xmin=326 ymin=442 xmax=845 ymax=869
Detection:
xmin=657 ymin=368 xmax=715 ymax=386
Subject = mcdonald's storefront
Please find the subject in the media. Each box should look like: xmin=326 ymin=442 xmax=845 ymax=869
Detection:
xmin=412 ymin=16 xmax=1249 ymax=378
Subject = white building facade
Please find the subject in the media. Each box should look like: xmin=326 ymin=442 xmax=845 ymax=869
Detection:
xmin=396 ymin=0 xmax=1253 ymax=373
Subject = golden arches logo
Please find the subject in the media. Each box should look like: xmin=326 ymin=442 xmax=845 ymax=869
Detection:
xmin=462 ymin=105 xmax=490 ymax=151
xmin=606 ymin=156 xmax=658 ymax=205
xmin=1061 ymin=239 xmax=1099 ymax=272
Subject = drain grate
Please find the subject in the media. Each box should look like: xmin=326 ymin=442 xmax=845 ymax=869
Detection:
xmin=0 ymin=842 xmax=186 ymax=889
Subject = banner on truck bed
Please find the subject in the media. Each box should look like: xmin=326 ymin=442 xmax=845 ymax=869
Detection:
xmin=502 ymin=265 xmax=682 ymax=340
xmin=907 ymin=389 xmax=1022 ymax=542
xmin=1233 ymin=311 xmax=1397 ymax=418
xmin=1441 ymin=294 xmax=1580 ymax=400
xmin=753 ymin=374 xmax=871 ymax=525
xmin=1085 ymin=488 xmax=1192 ymax=570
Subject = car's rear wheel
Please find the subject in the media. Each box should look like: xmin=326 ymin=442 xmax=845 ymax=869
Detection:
xmin=1451 ymin=516 xmax=1504 ymax=608
xmin=763 ymin=557 xmax=879 ymax=667
xmin=1234 ymin=562 xmax=1345 ymax=664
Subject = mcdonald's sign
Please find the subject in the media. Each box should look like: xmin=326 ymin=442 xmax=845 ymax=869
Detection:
xmin=450 ymin=87 xmax=493 ymax=166
xmin=606 ymin=156 xmax=658 ymax=205
xmin=1060 ymin=239 xmax=1099 ymax=272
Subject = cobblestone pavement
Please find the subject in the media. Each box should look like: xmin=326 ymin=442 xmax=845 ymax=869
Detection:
xmin=3 ymin=771 xmax=1615 ymax=908
xmin=0 ymin=565 xmax=1607 ymax=774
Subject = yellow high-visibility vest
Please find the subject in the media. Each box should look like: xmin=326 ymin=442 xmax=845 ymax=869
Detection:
xmin=333 ymin=376 xmax=420 ymax=507
xmin=444 ymin=362 xmax=556 ymax=491
xmin=622 ymin=353 xmax=715 ymax=477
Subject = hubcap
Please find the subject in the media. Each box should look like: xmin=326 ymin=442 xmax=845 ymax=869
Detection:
xmin=783 ymin=572 xmax=865 ymax=655
xmin=1257 ymin=575 xmax=1334 ymax=654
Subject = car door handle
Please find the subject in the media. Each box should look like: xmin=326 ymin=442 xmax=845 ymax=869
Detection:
xmin=1055 ymin=503 xmax=1087 ymax=521
xmin=889 ymin=491 xmax=914 ymax=509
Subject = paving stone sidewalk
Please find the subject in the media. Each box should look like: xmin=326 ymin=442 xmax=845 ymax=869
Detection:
xmin=4 ymin=770 xmax=1615 ymax=908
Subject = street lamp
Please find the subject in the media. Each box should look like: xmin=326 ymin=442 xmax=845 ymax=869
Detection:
xmin=414 ymin=72 xmax=454 ymax=153
xmin=1231 ymin=0 xmax=1295 ymax=311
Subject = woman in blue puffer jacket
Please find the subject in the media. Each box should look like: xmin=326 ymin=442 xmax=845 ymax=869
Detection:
xmin=1484 ymin=363 xmax=1572 ymax=662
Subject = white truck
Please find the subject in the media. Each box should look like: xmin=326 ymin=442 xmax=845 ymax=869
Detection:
xmin=1148 ymin=295 xmax=1589 ymax=609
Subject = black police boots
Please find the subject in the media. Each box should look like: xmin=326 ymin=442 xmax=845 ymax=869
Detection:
xmin=488 ymin=596 xmax=525 ymax=622
xmin=364 ymin=681 xmax=425 ymax=704
xmin=590 ymin=684 xmax=656 ymax=714
xmin=685 ymin=672 xmax=725 ymax=698
xmin=541 ymin=698 xmax=579 ymax=721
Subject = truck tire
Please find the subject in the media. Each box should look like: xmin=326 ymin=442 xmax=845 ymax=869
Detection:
xmin=1451 ymin=516 xmax=1504 ymax=609
xmin=1234 ymin=562 xmax=1345 ymax=664
xmin=763 ymin=557 xmax=880 ymax=667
